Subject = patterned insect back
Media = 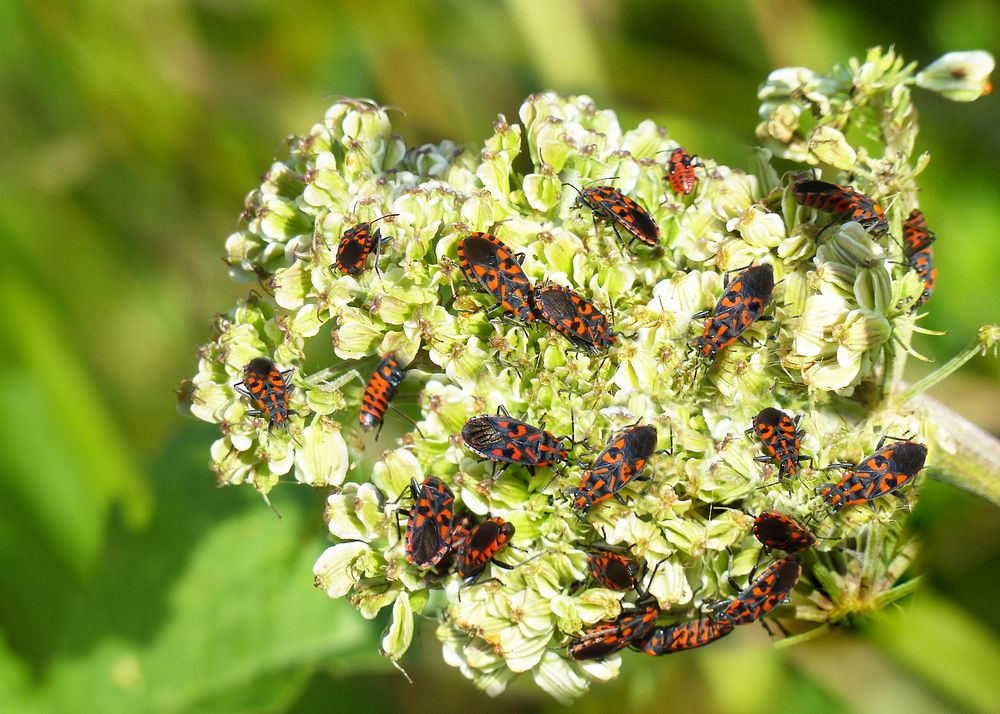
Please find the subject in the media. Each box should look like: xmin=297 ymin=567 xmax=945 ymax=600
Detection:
xmin=715 ymin=556 xmax=801 ymax=625
xmin=666 ymin=147 xmax=697 ymax=195
xmin=532 ymin=284 xmax=616 ymax=353
xmin=456 ymin=517 xmax=515 ymax=580
xmin=819 ymin=440 xmax=927 ymax=511
xmin=751 ymin=407 xmax=804 ymax=477
xmin=461 ymin=408 xmax=569 ymax=470
xmin=587 ymin=552 xmax=640 ymax=591
xmin=359 ymin=354 xmax=407 ymax=433
xmin=572 ymin=425 xmax=658 ymax=514
xmin=570 ymin=185 xmax=660 ymax=247
xmin=752 ymin=512 xmax=817 ymax=553
xmin=637 ymin=617 xmax=734 ymax=655
xmin=335 ymin=214 xmax=396 ymax=275
xmin=567 ymin=605 xmax=659 ymax=660
xmin=692 ymin=264 xmax=774 ymax=362
xmin=792 ymin=179 xmax=889 ymax=236
xmin=457 ymin=232 xmax=535 ymax=322
xmin=903 ymin=209 xmax=937 ymax=307
xmin=235 ymin=357 xmax=293 ymax=431
xmin=404 ymin=477 xmax=456 ymax=568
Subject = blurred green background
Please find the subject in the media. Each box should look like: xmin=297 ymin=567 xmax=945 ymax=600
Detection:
xmin=1 ymin=1 xmax=998 ymax=712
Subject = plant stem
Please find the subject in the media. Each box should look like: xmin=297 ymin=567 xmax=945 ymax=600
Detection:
xmin=897 ymin=337 xmax=981 ymax=403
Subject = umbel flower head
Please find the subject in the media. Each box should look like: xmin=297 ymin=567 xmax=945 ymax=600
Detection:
xmin=180 ymin=48 xmax=993 ymax=701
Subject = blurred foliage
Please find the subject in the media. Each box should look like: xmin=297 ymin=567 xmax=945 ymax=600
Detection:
xmin=0 ymin=0 xmax=997 ymax=712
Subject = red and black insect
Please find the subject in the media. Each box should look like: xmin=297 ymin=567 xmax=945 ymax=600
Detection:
xmin=909 ymin=248 xmax=936 ymax=307
xmin=335 ymin=214 xmax=398 ymax=275
xmin=691 ymin=264 xmax=774 ymax=362
xmin=749 ymin=407 xmax=810 ymax=477
xmin=572 ymin=425 xmax=658 ymax=515
xmin=566 ymin=184 xmax=660 ymax=247
xmin=402 ymin=477 xmax=456 ymax=569
xmin=567 ymin=605 xmax=660 ymax=660
xmin=532 ymin=284 xmax=616 ymax=354
xmin=457 ymin=232 xmax=535 ymax=323
xmin=235 ymin=357 xmax=295 ymax=431
xmin=903 ymin=209 xmax=936 ymax=255
xmin=752 ymin=512 xmax=817 ymax=554
xmin=461 ymin=405 xmax=573 ymax=478
xmin=635 ymin=617 xmax=735 ymax=655
xmin=792 ymin=180 xmax=889 ymax=236
xmin=359 ymin=353 xmax=407 ymax=436
xmin=432 ymin=511 xmax=473 ymax=577
xmin=819 ymin=438 xmax=927 ymax=512
xmin=587 ymin=551 xmax=641 ymax=592
xmin=714 ymin=555 xmax=801 ymax=626
xmin=456 ymin=516 xmax=515 ymax=581
xmin=666 ymin=147 xmax=698 ymax=195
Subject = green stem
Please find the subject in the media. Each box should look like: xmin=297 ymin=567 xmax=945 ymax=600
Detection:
xmin=918 ymin=395 xmax=1000 ymax=507
xmin=897 ymin=337 xmax=981 ymax=403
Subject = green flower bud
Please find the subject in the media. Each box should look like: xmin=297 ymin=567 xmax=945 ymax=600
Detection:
xmin=808 ymin=125 xmax=857 ymax=169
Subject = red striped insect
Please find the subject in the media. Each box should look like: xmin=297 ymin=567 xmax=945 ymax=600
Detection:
xmin=457 ymin=232 xmax=535 ymax=323
xmin=713 ymin=555 xmax=801 ymax=626
xmin=456 ymin=517 xmax=515 ymax=581
xmin=532 ymin=284 xmax=616 ymax=354
xmin=635 ymin=617 xmax=734 ymax=655
xmin=748 ymin=407 xmax=810 ymax=477
xmin=572 ymin=425 xmax=658 ymax=515
xmin=909 ymin=248 xmax=936 ymax=307
xmin=334 ymin=214 xmax=398 ymax=275
xmin=587 ymin=552 xmax=640 ymax=592
xmin=691 ymin=264 xmax=774 ymax=362
xmin=819 ymin=438 xmax=927 ymax=512
xmin=792 ymin=180 xmax=889 ymax=236
xmin=567 ymin=605 xmax=660 ymax=660
xmin=666 ymin=147 xmax=698 ymax=195
xmin=461 ymin=406 xmax=573 ymax=478
xmin=565 ymin=184 xmax=660 ymax=247
xmin=234 ymin=357 xmax=295 ymax=431
xmin=752 ymin=512 xmax=817 ymax=554
xmin=402 ymin=477 xmax=456 ymax=569
xmin=432 ymin=511 xmax=473 ymax=577
xmin=903 ymin=209 xmax=936 ymax=255
xmin=359 ymin=353 xmax=407 ymax=437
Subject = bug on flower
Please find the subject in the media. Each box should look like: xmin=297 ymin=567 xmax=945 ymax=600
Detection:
xmin=665 ymin=147 xmax=698 ymax=195
xmin=457 ymin=232 xmax=535 ymax=323
xmin=565 ymin=183 xmax=660 ymax=248
xmin=587 ymin=551 xmax=641 ymax=592
xmin=748 ymin=407 xmax=811 ymax=477
xmin=461 ymin=405 xmax=574 ymax=478
xmin=456 ymin=517 xmax=516 ymax=581
xmin=903 ymin=209 xmax=936 ymax=255
xmin=359 ymin=353 xmax=407 ymax=437
xmin=572 ymin=424 xmax=659 ymax=515
xmin=334 ymin=214 xmax=398 ymax=275
xmin=691 ymin=264 xmax=774 ymax=362
xmin=635 ymin=617 xmax=735 ymax=656
xmin=819 ymin=438 xmax=928 ymax=512
xmin=792 ymin=179 xmax=889 ymax=236
xmin=234 ymin=357 xmax=295 ymax=432
xmin=909 ymin=248 xmax=937 ymax=307
xmin=432 ymin=511 xmax=473 ymax=577
xmin=752 ymin=512 xmax=817 ymax=554
xmin=532 ymin=284 xmax=616 ymax=354
xmin=713 ymin=555 xmax=801 ymax=626
xmin=402 ymin=477 xmax=456 ymax=569
xmin=567 ymin=605 xmax=660 ymax=660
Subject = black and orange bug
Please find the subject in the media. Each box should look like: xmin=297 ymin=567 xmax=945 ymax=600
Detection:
xmin=456 ymin=232 xmax=535 ymax=323
xmin=713 ymin=555 xmax=801 ymax=626
xmin=334 ymin=214 xmax=398 ymax=275
xmin=234 ymin=357 xmax=295 ymax=431
xmin=432 ymin=511 xmax=473 ymax=577
xmin=567 ymin=605 xmax=660 ymax=660
xmin=691 ymin=264 xmax=774 ymax=363
xmin=909 ymin=248 xmax=936 ymax=307
xmin=461 ymin=406 xmax=574 ymax=478
xmin=665 ymin=147 xmax=698 ymax=195
xmin=752 ymin=512 xmax=817 ymax=554
xmin=532 ymin=284 xmax=617 ymax=354
xmin=401 ymin=477 xmax=456 ymax=569
xmin=572 ymin=424 xmax=659 ymax=515
xmin=587 ymin=551 xmax=641 ymax=592
xmin=635 ymin=616 xmax=735 ymax=656
xmin=792 ymin=179 xmax=889 ymax=237
xmin=359 ymin=353 xmax=407 ymax=437
xmin=902 ymin=209 xmax=936 ymax=255
xmin=819 ymin=438 xmax=927 ymax=512
xmin=748 ymin=407 xmax=811 ymax=478
xmin=455 ymin=516 xmax=516 ymax=581
xmin=565 ymin=184 xmax=660 ymax=248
